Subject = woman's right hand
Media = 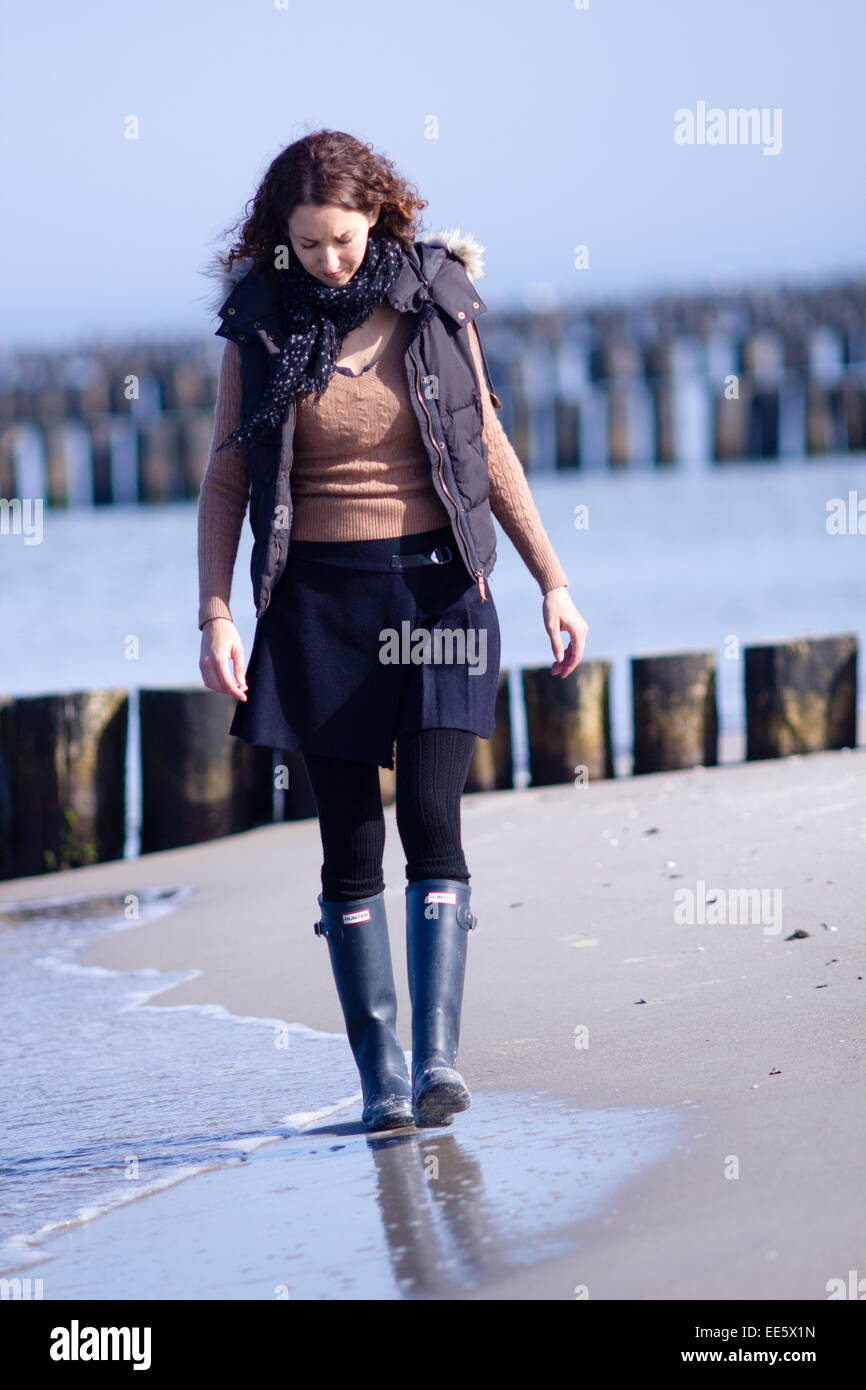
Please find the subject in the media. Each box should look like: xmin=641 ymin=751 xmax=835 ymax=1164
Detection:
xmin=199 ymin=618 xmax=248 ymax=700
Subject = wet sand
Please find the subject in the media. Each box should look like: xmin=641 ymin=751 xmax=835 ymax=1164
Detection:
xmin=7 ymin=1093 xmax=686 ymax=1299
xmin=3 ymin=746 xmax=863 ymax=1299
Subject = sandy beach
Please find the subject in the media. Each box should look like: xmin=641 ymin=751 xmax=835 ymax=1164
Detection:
xmin=2 ymin=746 xmax=863 ymax=1300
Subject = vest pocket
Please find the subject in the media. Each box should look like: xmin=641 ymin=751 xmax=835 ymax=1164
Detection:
xmin=439 ymin=396 xmax=489 ymax=508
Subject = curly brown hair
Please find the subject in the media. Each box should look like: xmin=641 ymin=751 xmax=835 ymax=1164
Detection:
xmin=213 ymin=128 xmax=428 ymax=283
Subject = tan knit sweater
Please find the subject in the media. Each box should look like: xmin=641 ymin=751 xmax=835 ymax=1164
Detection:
xmin=197 ymin=314 xmax=569 ymax=628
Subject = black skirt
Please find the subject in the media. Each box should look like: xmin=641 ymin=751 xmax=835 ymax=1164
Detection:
xmin=228 ymin=524 xmax=501 ymax=769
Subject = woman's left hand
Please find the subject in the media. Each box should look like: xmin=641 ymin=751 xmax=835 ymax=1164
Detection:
xmin=542 ymin=587 xmax=588 ymax=677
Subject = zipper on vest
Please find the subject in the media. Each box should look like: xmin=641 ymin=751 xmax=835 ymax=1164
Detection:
xmin=407 ymin=345 xmax=487 ymax=602
xmin=261 ymin=405 xmax=295 ymax=616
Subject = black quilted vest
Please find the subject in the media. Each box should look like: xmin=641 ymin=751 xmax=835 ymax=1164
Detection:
xmin=214 ymin=238 xmax=502 ymax=619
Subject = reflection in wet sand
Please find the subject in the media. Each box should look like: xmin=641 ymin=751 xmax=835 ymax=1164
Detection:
xmin=0 ymin=886 xmax=688 ymax=1299
xmin=10 ymin=1087 xmax=686 ymax=1298
xmin=291 ymin=1089 xmax=683 ymax=1298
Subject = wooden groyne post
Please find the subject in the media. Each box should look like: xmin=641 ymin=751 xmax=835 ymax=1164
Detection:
xmin=744 ymin=634 xmax=857 ymax=758
xmin=0 ymin=690 xmax=128 ymax=879
xmin=522 ymin=660 xmax=613 ymax=786
xmin=0 ymin=634 xmax=860 ymax=878
xmin=465 ymin=670 xmax=513 ymax=792
xmin=139 ymin=689 xmax=272 ymax=852
xmin=631 ymin=651 xmax=718 ymax=774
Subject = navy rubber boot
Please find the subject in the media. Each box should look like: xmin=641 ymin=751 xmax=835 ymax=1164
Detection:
xmin=314 ymin=890 xmax=414 ymax=1132
xmin=406 ymin=878 xmax=477 ymax=1127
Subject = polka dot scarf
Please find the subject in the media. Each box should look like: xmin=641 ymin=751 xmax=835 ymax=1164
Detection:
xmin=217 ymin=229 xmax=406 ymax=455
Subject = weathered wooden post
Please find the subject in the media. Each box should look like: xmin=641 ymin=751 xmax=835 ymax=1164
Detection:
xmin=748 ymin=387 xmax=780 ymax=457
xmin=140 ymin=688 xmax=272 ymax=852
xmin=706 ymin=325 xmax=741 ymax=463
xmin=839 ymin=315 xmax=866 ymax=369
xmin=776 ymin=321 xmax=809 ymax=459
xmin=66 ymin=375 xmax=112 ymax=421
xmin=161 ymin=360 xmax=210 ymax=411
xmin=0 ymin=382 xmax=14 ymax=431
xmin=37 ymin=416 xmax=71 ymax=507
xmin=137 ymin=417 xmax=182 ymax=502
xmin=713 ymin=380 xmax=752 ymax=462
xmin=0 ymin=690 xmax=128 ymax=879
xmin=177 ymin=408 xmax=220 ymax=497
xmin=632 ymin=651 xmax=718 ymax=774
xmin=506 ymin=348 xmax=531 ymax=466
xmin=607 ymin=386 xmax=630 ymax=469
xmin=553 ymin=331 xmax=587 ymax=471
xmin=522 ymin=660 xmax=613 ymax=786
xmin=0 ymin=424 xmax=16 ymax=498
xmin=780 ymin=321 xmax=810 ymax=376
xmin=554 ymin=397 xmax=580 ymax=470
xmin=744 ymin=635 xmax=857 ymax=759
xmin=35 ymin=381 xmax=66 ymax=422
xmin=741 ymin=329 xmax=783 ymax=458
xmin=87 ymin=414 xmax=116 ymax=505
xmin=465 ymin=670 xmax=513 ymax=792
xmin=0 ymin=696 xmax=14 ymax=880
xmin=650 ymin=378 xmax=676 ymax=466
xmin=842 ymin=377 xmax=866 ymax=452
xmin=603 ymin=338 xmax=649 ymax=470
xmin=231 ymin=739 xmax=278 ymax=829
xmin=805 ymin=383 xmax=843 ymax=454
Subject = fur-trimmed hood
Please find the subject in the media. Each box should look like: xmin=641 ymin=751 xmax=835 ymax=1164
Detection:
xmin=200 ymin=226 xmax=485 ymax=320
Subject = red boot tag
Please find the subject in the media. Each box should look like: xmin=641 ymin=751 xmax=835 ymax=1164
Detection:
xmin=341 ymin=908 xmax=372 ymax=926
xmin=424 ymin=890 xmax=458 ymax=919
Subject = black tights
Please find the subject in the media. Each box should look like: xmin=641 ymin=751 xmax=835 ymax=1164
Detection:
xmin=302 ymin=728 xmax=476 ymax=901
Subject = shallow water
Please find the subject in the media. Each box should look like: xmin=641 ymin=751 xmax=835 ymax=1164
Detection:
xmin=12 ymin=1090 xmax=688 ymax=1300
xmin=0 ymin=887 xmax=364 ymax=1276
xmin=0 ymin=887 xmax=689 ymax=1296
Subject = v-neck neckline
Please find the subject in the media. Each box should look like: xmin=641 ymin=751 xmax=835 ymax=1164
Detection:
xmin=334 ymin=309 xmax=405 ymax=378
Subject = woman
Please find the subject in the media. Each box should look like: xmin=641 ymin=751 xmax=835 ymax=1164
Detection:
xmin=197 ymin=129 xmax=587 ymax=1133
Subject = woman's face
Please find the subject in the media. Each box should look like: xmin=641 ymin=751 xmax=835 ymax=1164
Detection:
xmin=286 ymin=203 xmax=379 ymax=286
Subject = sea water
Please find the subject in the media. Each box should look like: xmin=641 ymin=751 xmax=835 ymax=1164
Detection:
xmin=5 ymin=456 xmax=865 ymax=742
xmin=0 ymin=885 xmax=361 ymax=1277
xmin=0 ymin=886 xmax=689 ymax=1296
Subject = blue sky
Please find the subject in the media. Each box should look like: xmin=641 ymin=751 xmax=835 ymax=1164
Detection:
xmin=3 ymin=0 xmax=863 ymax=348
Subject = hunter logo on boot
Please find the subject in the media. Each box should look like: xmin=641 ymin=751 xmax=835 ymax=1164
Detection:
xmin=422 ymin=895 xmax=458 ymax=917
xmin=341 ymin=908 xmax=372 ymax=926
